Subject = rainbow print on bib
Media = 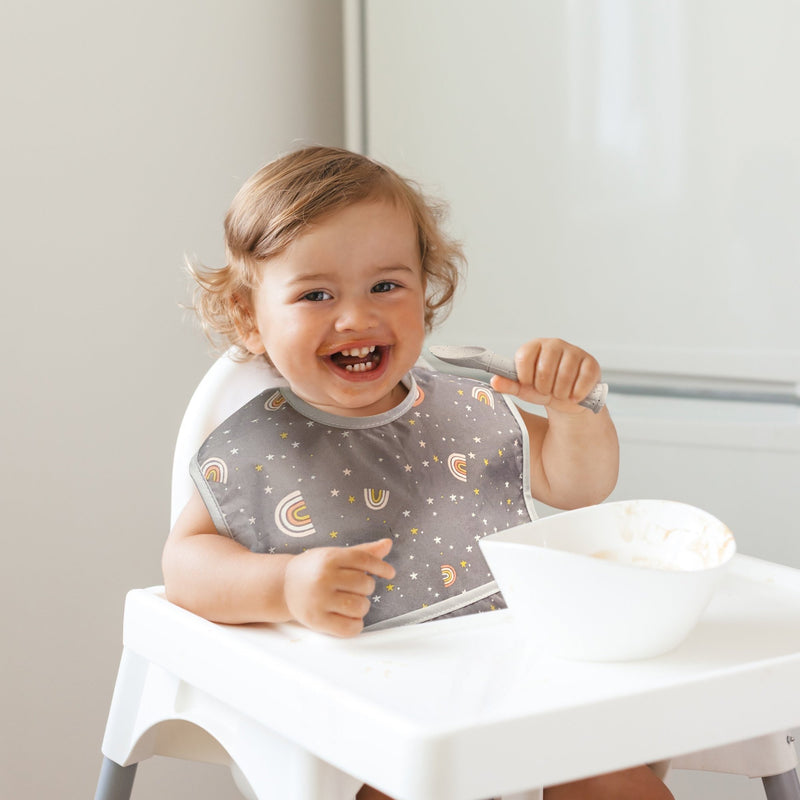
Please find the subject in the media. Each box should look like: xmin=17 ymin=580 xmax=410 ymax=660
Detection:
xmin=274 ymin=490 xmax=316 ymax=537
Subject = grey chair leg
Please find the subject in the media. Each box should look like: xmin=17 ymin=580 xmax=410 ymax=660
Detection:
xmin=94 ymin=757 xmax=137 ymax=800
xmin=763 ymin=769 xmax=800 ymax=800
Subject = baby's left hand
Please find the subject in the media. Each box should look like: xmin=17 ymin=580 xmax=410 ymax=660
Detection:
xmin=490 ymin=338 xmax=602 ymax=414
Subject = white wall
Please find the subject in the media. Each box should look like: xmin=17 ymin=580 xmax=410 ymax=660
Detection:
xmin=0 ymin=2 xmax=343 ymax=798
xmin=363 ymin=0 xmax=800 ymax=386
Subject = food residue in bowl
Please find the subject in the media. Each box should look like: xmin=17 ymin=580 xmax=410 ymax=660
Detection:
xmin=590 ymin=526 xmax=734 ymax=571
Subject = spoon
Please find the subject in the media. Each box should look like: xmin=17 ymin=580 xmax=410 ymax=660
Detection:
xmin=428 ymin=344 xmax=608 ymax=414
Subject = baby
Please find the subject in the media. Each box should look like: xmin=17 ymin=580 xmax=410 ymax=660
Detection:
xmin=163 ymin=145 xmax=672 ymax=800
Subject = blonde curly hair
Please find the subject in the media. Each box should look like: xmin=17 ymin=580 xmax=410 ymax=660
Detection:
xmin=188 ymin=146 xmax=465 ymax=361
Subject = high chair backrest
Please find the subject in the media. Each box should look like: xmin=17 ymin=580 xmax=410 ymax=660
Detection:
xmin=170 ymin=352 xmax=287 ymax=528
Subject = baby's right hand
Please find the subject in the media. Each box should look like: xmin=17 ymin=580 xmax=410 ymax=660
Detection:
xmin=283 ymin=539 xmax=395 ymax=637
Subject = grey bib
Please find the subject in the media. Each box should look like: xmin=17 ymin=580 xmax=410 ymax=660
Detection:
xmin=192 ymin=367 xmax=537 ymax=629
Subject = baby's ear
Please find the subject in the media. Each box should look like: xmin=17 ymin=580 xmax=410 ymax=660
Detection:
xmin=230 ymin=293 xmax=265 ymax=355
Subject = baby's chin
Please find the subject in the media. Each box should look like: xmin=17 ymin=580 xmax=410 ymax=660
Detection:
xmin=302 ymin=380 xmax=409 ymax=418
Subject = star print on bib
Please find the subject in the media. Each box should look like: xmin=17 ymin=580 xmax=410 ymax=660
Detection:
xmin=192 ymin=367 xmax=537 ymax=629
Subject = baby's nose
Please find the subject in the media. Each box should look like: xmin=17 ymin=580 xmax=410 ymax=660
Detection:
xmin=334 ymin=299 xmax=379 ymax=331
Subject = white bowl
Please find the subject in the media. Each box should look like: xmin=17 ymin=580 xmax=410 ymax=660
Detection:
xmin=479 ymin=499 xmax=736 ymax=661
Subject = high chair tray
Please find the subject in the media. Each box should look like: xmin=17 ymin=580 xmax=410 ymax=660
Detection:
xmin=122 ymin=554 xmax=800 ymax=799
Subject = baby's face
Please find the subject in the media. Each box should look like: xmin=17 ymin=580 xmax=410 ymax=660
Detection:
xmin=243 ymin=198 xmax=426 ymax=417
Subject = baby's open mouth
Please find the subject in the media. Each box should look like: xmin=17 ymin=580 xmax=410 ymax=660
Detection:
xmin=329 ymin=345 xmax=384 ymax=373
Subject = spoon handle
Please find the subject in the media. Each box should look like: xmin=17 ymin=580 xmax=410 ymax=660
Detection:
xmin=430 ymin=345 xmax=608 ymax=413
xmin=481 ymin=352 xmax=519 ymax=381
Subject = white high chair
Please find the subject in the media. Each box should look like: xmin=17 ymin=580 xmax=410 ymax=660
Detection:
xmin=95 ymin=352 xmax=800 ymax=800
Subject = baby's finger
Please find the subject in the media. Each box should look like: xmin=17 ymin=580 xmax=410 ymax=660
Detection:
xmin=344 ymin=539 xmax=396 ymax=580
xmin=354 ymin=537 xmax=393 ymax=559
xmin=572 ymin=355 xmax=601 ymax=402
xmin=335 ymin=568 xmax=377 ymax=598
xmin=318 ymin=612 xmax=366 ymax=639
xmin=552 ymin=349 xmax=583 ymax=401
xmin=513 ymin=340 xmax=542 ymax=386
xmin=489 ymin=374 xmax=519 ymax=395
xmin=532 ymin=344 xmax=562 ymax=397
xmin=330 ymin=590 xmax=372 ymax=620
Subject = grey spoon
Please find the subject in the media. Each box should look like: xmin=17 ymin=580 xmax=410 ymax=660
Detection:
xmin=428 ymin=344 xmax=608 ymax=414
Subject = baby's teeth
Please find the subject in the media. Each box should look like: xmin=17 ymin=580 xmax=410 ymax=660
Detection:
xmin=340 ymin=346 xmax=376 ymax=357
xmin=344 ymin=361 xmax=375 ymax=373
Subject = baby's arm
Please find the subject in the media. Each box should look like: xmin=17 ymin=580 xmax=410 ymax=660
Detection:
xmin=162 ymin=489 xmax=395 ymax=637
xmin=490 ymin=338 xmax=619 ymax=509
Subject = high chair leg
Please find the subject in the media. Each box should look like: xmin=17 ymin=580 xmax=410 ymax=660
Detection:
xmin=94 ymin=757 xmax=137 ymax=800
xmin=762 ymin=768 xmax=800 ymax=800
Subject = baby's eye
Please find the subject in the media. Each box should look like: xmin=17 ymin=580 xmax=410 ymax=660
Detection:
xmin=372 ymin=281 xmax=398 ymax=294
xmin=302 ymin=290 xmax=332 ymax=302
